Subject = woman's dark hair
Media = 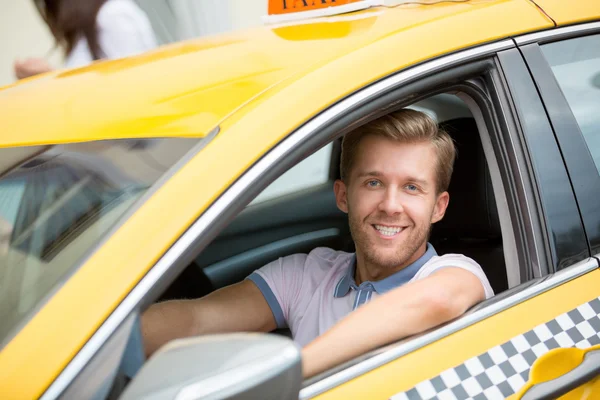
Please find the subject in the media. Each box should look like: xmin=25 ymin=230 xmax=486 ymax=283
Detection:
xmin=35 ymin=0 xmax=107 ymax=60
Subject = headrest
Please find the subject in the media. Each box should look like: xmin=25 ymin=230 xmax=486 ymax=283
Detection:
xmin=432 ymin=118 xmax=501 ymax=239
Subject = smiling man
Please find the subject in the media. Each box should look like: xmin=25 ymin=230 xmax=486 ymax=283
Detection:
xmin=142 ymin=109 xmax=493 ymax=376
xmin=298 ymin=109 xmax=494 ymax=376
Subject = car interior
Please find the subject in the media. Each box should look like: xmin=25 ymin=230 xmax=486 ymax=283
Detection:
xmin=158 ymin=93 xmax=510 ymax=306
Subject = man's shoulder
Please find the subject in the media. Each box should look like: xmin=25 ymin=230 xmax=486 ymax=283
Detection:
xmin=279 ymin=247 xmax=353 ymax=272
xmin=420 ymin=253 xmax=483 ymax=274
xmin=306 ymin=247 xmax=354 ymax=268
xmin=426 ymin=253 xmax=481 ymax=267
xmin=293 ymin=248 xmax=353 ymax=293
xmin=252 ymin=248 xmax=352 ymax=294
xmin=418 ymin=252 xmax=494 ymax=298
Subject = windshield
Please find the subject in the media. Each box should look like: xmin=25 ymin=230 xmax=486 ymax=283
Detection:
xmin=0 ymin=138 xmax=200 ymax=346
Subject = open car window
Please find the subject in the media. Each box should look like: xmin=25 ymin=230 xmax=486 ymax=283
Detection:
xmin=0 ymin=138 xmax=200 ymax=348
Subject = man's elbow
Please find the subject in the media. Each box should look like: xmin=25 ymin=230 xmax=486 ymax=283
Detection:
xmin=423 ymin=285 xmax=482 ymax=323
xmin=422 ymin=290 xmax=461 ymax=323
xmin=424 ymin=269 xmax=487 ymax=319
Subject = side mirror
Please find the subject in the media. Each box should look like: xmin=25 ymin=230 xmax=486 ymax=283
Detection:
xmin=120 ymin=333 xmax=302 ymax=400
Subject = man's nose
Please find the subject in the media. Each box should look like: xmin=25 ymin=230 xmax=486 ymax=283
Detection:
xmin=378 ymin=187 xmax=404 ymax=215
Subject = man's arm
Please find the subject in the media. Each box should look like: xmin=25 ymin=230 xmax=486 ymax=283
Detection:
xmin=301 ymin=267 xmax=485 ymax=377
xmin=141 ymin=280 xmax=276 ymax=357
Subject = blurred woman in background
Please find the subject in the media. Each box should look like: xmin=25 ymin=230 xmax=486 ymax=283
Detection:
xmin=14 ymin=0 xmax=157 ymax=79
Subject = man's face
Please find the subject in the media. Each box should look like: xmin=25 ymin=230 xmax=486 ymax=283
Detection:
xmin=334 ymin=135 xmax=449 ymax=271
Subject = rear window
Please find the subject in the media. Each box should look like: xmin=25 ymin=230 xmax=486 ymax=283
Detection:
xmin=0 ymin=138 xmax=200 ymax=347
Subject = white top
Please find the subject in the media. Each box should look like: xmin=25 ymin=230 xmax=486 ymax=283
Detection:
xmin=64 ymin=0 xmax=157 ymax=68
xmin=248 ymin=246 xmax=494 ymax=346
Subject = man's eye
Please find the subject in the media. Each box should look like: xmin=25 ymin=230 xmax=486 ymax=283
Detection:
xmin=367 ymin=180 xmax=381 ymax=188
xmin=405 ymin=184 xmax=418 ymax=191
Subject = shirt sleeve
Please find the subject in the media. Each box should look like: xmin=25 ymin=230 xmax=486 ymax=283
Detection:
xmin=414 ymin=254 xmax=495 ymax=299
xmin=246 ymin=254 xmax=308 ymax=329
xmin=96 ymin=0 xmax=158 ymax=60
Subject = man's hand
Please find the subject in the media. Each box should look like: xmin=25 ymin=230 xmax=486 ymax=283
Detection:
xmin=14 ymin=58 xmax=53 ymax=80
xmin=301 ymin=267 xmax=485 ymax=378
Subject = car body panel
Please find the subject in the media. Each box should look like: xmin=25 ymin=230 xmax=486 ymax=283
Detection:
xmin=0 ymin=0 xmax=585 ymax=398
xmin=514 ymin=344 xmax=600 ymax=399
xmin=312 ymin=268 xmax=600 ymax=399
xmin=534 ymin=0 xmax=600 ymax=25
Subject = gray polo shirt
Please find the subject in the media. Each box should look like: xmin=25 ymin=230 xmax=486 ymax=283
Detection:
xmin=248 ymin=244 xmax=493 ymax=346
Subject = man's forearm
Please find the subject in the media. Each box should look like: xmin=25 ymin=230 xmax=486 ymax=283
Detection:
xmin=141 ymin=300 xmax=198 ymax=357
xmin=301 ymin=289 xmax=433 ymax=378
xmin=141 ymin=281 xmax=277 ymax=357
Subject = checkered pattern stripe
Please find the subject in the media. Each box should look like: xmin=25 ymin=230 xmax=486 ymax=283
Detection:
xmin=390 ymin=296 xmax=600 ymax=400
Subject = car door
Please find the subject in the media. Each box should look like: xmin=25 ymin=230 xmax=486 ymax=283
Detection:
xmin=300 ymin=27 xmax=600 ymax=400
xmin=512 ymin=23 xmax=600 ymax=399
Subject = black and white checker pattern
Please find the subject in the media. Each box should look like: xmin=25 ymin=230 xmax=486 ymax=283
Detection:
xmin=391 ymin=297 xmax=600 ymax=400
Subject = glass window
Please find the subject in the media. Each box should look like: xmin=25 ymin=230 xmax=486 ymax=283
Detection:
xmin=249 ymin=143 xmax=333 ymax=205
xmin=541 ymin=34 xmax=600 ymax=173
xmin=0 ymin=138 xmax=200 ymax=347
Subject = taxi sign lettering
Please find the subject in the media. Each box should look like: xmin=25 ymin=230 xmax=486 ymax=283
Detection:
xmin=269 ymin=0 xmax=364 ymax=15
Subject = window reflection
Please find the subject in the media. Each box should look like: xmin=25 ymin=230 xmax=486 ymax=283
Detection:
xmin=0 ymin=138 xmax=200 ymax=347
xmin=542 ymin=34 xmax=600 ymax=173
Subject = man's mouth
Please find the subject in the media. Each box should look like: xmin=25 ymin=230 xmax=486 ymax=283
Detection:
xmin=373 ymin=224 xmax=405 ymax=237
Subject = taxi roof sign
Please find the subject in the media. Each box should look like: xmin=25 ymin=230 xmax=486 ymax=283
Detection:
xmin=269 ymin=0 xmax=364 ymax=15
xmin=264 ymin=0 xmax=377 ymax=24
xmin=263 ymin=1 xmax=459 ymax=24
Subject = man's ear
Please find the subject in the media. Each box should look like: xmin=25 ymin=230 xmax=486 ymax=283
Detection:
xmin=431 ymin=191 xmax=449 ymax=224
xmin=334 ymin=179 xmax=349 ymax=214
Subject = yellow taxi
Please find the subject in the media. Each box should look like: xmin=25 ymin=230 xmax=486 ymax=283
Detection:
xmin=1 ymin=0 xmax=600 ymax=399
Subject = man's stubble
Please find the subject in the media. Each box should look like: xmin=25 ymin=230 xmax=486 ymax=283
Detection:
xmin=347 ymin=205 xmax=432 ymax=271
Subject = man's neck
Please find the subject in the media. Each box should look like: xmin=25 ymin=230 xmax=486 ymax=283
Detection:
xmin=354 ymin=244 xmax=427 ymax=285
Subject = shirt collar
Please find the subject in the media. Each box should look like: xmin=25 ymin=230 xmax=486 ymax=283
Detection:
xmin=334 ymin=243 xmax=437 ymax=297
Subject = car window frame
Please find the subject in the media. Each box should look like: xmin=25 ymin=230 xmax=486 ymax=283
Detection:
xmin=497 ymin=46 xmax=590 ymax=273
xmin=516 ymin=21 xmax=600 ymax=258
xmin=301 ymin=51 xmax=565 ymax=395
xmin=39 ymin=37 xmax=586 ymax=399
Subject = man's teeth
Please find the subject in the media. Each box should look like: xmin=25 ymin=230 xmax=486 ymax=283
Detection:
xmin=374 ymin=225 xmax=403 ymax=236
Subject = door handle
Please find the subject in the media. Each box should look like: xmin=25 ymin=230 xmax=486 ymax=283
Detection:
xmin=521 ymin=349 xmax=600 ymax=400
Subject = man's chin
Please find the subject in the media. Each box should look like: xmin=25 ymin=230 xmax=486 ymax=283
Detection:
xmin=365 ymin=250 xmax=409 ymax=270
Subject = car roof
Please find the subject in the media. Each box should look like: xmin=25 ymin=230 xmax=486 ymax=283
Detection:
xmin=0 ymin=0 xmax=596 ymax=148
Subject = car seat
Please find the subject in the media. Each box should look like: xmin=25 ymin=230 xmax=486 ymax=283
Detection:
xmin=431 ymin=118 xmax=508 ymax=294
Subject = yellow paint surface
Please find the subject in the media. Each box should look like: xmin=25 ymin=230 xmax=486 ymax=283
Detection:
xmin=534 ymin=0 xmax=600 ymax=25
xmin=515 ymin=344 xmax=600 ymax=399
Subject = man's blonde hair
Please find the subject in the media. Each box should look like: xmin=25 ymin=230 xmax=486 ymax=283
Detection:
xmin=340 ymin=109 xmax=456 ymax=194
